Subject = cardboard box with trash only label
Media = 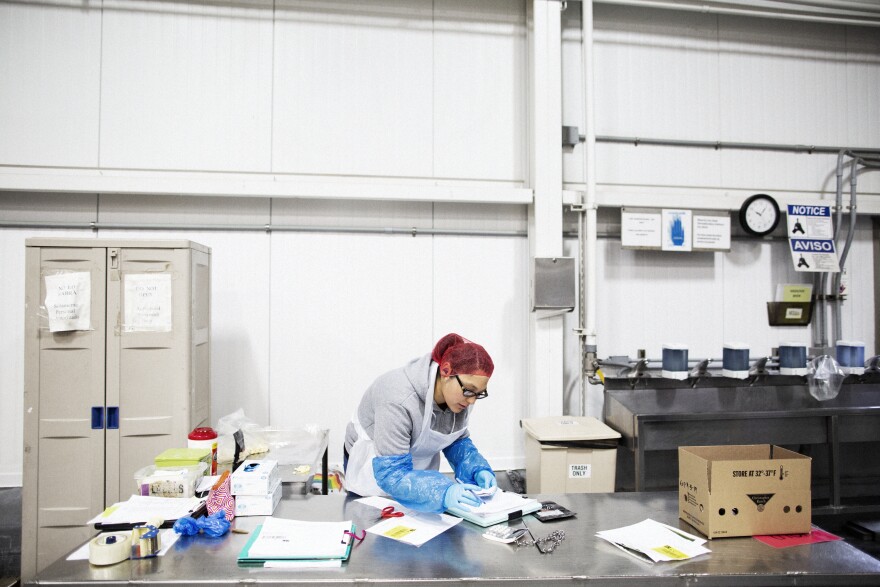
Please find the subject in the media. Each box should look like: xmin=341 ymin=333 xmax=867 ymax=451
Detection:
xmin=679 ymin=444 xmax=811 ymax=539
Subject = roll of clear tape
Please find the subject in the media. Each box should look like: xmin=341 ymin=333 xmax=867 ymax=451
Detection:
xmin=131 ymin=521 xmax=163 ymax=559
xmin=89 ymin=532 xmax=132 ymax=566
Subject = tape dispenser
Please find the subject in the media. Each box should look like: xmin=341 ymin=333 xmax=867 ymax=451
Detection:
xmin=88 ymin=532 xmax=132 ymax=566
xmin=130 ymin=517 xmax=164 ymax=559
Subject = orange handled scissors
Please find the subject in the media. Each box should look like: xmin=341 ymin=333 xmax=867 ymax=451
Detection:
xmin=376 ymin=506 xmax=404 ymax=521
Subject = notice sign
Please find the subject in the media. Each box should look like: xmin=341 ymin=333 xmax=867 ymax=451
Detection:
xmin=786 ymin=204 xmax=839 ymax=272
xmin=569 ymin=464 xmax=592 ymax=479
xmin=44 ymin=272 xmax=91 ymax=332
xmin=692 ymin=212 xmax=731 ymax=251
xmin=124 ymin=273 xmax=173 ymax=332
xmin=787 ymin=205 xmax=833 ymax=239
xmin=621 ymin=209 xmax=662 ymax=249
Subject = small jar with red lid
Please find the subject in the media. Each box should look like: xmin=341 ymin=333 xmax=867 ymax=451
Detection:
xmin=188 ymin=427 xmax=218 ymax=474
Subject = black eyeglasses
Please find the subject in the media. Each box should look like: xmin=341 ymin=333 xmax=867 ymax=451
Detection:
xmin=455 ymin=375 xmax=488 ymax=399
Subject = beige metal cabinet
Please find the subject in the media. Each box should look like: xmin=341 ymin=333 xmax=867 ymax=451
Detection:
xmin=22 ymin=239 xmax=211 ymax=580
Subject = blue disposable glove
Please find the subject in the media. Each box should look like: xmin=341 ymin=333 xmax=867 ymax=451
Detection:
xmin=443 ymin=483 xmax=481 ymax=511
xmin=475 ymin=470 xmax=497 ymax=490
xmin=172 ymin=511 xmax=230 ymax=537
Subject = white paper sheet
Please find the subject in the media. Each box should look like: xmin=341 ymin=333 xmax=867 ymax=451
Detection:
xmin=88 ymin=496 xmax=204 ymax=526
xmin=356 ymin=496 xmax=397 ymax=510
xmin=366 ymin=511 xmax=461 ymax=547
xmin=596 ymin=519 xmax=710 ymax=563
xmin=356 ymin=497 xmax=461 ymax=547
xmin=196 ymin=475 xmax=220 ymax=493
xmin=123 ymin=273 xmax=173 ymax=332
xmin=247 ymin=517 xmax=352 ymax=559
xmin=467 ymin=489 xmax=534 ymax=516
xmin=44 ymin=272 xmax=91 ymax=332
xmin=263 ymin=559 xmax=342 ymax=568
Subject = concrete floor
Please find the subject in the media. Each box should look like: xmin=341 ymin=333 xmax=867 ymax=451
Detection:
xmin=0 ymin=486 xmax=21 ymax=586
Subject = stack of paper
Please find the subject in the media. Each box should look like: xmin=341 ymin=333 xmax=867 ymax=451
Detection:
xmin=596 ymin=519 xmax=711 ymax=562
xmin=238 ymin=517 xmax=355 ymax=568
xmin=89 ymin=495 xmax=206 ymax=530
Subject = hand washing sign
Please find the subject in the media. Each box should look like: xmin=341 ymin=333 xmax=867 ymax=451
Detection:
xmin=662 ymin=209 xmax=692 ymax=252
xmin=787 ymin=205 xmax=839 ymax=272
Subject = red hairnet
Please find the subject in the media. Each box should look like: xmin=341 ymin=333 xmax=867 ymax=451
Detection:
xmin=431 ymin=333 xmax=494 ymax=377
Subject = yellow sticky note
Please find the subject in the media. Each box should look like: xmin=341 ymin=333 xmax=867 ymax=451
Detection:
xmin=782 ymin=285 xmax=812 ymax=302
xmin=384 ymin=525 xmax=416 ymax=539
xmin=652 ymin=545 xmax=689 ymax=560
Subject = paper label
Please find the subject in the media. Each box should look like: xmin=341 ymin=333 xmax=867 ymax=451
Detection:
xmin=621 ymin=210 xmax=662 ymax=248
xmin=785 ymin=308 xmax=803 ymax=319
xmin=383 ymin=526 xmax=416 ymax=539
xmin=692 ymin=214 xmax=731 ymax=250
xmin=124 ymin=273 xmax=173 ymax=332
xmin=781 ymin=284 xmax=812 ymax=302
xmin=652 ymin=545 xmax=689 ymax=560
xmin=44 ymin=272 xmax=91 ymax=332
xmin=747 ymin=493 xmax=775 ymax=512
xmin=569 ymin=464 xmax=592 ymax=479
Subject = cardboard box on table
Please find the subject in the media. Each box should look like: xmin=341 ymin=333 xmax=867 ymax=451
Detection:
xmin=679 ymin=444 xmax=811 ymax=539
xmin=521 ymin=416 xmax=620 ymax=493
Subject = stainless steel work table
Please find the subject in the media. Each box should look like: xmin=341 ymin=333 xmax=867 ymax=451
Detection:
xmin=30 ymin=490 xmax=880 ymax=586
xmin=603 ymin=379 xmax=880 ymax=511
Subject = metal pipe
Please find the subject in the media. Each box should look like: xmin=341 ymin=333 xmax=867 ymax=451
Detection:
xmin=5 ymin=220 xmax=794 ymax=241
xmin=580 ymin=0 xmax=601 ymax=405
xmin=815 ymin=151 xmax=848 ymax=352
xmin=0 ymin=220 xmax=527 ymax=238
xmin=585 ymin=0 xmax=880 ymax=28
xmin=596 ymin=135 xmax=880 ymax=155
xmin=832 ymin=158 xmax=860 ymax=345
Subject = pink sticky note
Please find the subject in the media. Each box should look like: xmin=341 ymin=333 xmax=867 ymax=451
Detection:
xmin=754 ymin=527 xmax=842 ymax=548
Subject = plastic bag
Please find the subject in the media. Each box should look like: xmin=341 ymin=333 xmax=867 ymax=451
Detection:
xmin=261 ymin=426 xmax=328 ymax=467
xmin=215 ymin=409 xmax=269 ymax=464
xmin=807 ymin=355 xmax=845 ymax=401
xmin=214 ymin=410 xmax=328 ymax=468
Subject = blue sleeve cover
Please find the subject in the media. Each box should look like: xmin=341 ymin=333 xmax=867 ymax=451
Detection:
xmin=442 ymin=437 xmax=492 ymax=484
xmin=372 ymin=454 xmax=454 ymax=514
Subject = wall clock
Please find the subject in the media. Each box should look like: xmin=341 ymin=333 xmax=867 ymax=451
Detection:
xmin=739 ymin=194 xmax=780 ymax=237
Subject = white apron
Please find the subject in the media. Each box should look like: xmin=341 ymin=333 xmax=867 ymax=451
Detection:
xmin=345 ymin=372 xmax=467 ymax=497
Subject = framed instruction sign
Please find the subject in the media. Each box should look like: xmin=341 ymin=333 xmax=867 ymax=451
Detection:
xmin=787 ymin=204 xmax=840 ymax=272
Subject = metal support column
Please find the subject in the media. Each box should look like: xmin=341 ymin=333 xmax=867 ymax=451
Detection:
xmin=527 ymin=0 xmax=565 ymax=418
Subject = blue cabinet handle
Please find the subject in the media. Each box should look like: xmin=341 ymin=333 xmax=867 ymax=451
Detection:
xmin=91 ymin=407 xmax=103 ymax=430
xmin=107 ymin=407 xmax=119 ymax=430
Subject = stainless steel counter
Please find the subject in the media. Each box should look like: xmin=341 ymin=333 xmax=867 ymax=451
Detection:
xmin=29 ymin=490 xmax=880 ymax=586
xmin=603 ymin=380 xmax=880 ymax=511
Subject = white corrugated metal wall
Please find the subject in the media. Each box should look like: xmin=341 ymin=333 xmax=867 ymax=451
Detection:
xmin=1 ymin=0 xmax=878 ymax=486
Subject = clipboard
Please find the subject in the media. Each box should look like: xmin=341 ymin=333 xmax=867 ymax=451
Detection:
xmin=92 ymin=496 xmax=208 ymax=531
xmin=237 ymin=518 xmax=355 ymax=566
